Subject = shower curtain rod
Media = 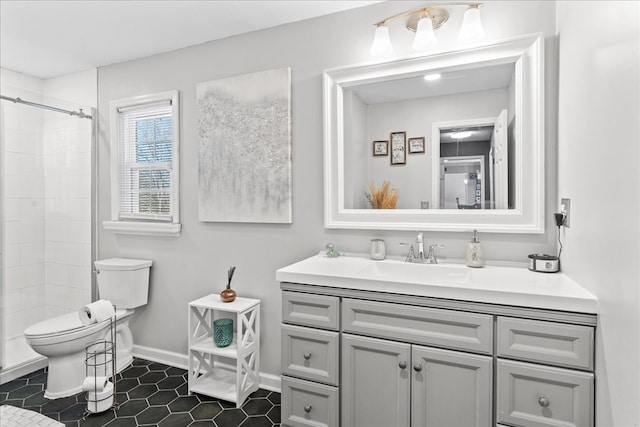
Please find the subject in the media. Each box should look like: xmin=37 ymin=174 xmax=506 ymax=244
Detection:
xmin=0 ymin=94 xmax=92 ymax=119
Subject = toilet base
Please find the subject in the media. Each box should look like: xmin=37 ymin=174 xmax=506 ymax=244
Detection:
xmin=43 ymin=351 xmax=86 ymax=399
xmin=117 ymin=354 xmax=133 ymax=373
xmin=43 ymin=343 xmax=133 ymax=399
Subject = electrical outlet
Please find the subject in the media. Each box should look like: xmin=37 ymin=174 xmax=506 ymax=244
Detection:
xmin=560 ymin=198 xmax=571 ymax=228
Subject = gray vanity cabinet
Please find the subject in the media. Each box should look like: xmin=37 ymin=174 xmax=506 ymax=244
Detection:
xmin=341 ymin=298 xmax=493 ymax=427
xmin=341 ymin=333 xmax=492 ymax=427
xmin=280 ymin=285 xmax=596 ymax=427
xmin=281 ymin=292 xmax=340 ymax=427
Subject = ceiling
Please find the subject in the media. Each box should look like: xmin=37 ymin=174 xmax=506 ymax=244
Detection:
xmin=0 ymin=0 xmax=380 ymax=80
xmin=351 ymin=62 xmax=516 ymax=104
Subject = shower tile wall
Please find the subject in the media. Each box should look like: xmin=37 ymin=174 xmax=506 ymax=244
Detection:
xmin=42 ymin=80 xmax=93 ymax=318
xmin=1 ymin=69 xmax=47 ymax=339
xmin=2 ymin=68 xmax=94 ymax=338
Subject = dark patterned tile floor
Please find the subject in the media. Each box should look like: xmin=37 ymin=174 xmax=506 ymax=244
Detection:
xmin=0 ymin=358 xmax=281 ymax=426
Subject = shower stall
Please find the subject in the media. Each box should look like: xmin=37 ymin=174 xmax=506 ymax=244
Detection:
xmin=0 ymin=69 xmax=97 ymax=383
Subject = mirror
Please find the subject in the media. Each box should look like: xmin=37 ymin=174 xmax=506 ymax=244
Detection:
xmin=323 ymin=34 xmax=545 ymax=232
xmin=434 ymin=110 xmax=509 ymax=210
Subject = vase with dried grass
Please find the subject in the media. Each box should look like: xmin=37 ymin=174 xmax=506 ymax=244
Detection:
xmin=220 ymin=266 xmax=237 ymax=302
xmin=366 ymin=181 xmax=399 ymax=209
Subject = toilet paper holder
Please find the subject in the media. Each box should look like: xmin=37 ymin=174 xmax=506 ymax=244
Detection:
xmin=84 ymin=304 xmax=117 ymax=415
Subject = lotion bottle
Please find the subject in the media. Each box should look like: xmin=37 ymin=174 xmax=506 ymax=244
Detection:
xmin=466 ymin=230 xmax=485 ymax=268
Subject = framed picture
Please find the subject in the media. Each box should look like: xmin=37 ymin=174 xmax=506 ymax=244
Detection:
xmin=390 ymin=131 xmax=406 ymax=165
xmin=372 ymin=140 xmax=388 ymax=156
xmin=197 ymin=68 xmax=292 ymax=223
xmin=408 ymin=137 xmax=425 ymax=154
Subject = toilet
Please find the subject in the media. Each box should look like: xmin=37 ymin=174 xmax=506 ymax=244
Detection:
xmin=24 ymin=258 xmax=152 ymax=399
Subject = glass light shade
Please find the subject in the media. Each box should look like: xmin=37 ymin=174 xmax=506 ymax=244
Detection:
xmin=370 ymin=25 xmax=392 ymax=56
xmin=412 ymin=17 xmax=437 ymax=51
xmin=458 ymin=6 xmax=485 ymax=42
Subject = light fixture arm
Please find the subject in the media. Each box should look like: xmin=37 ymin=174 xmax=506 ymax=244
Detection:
xmin=369 ymin=2 xmax=485 ymax=56
xmin=373 ymin=2 xmax=483 ymax=27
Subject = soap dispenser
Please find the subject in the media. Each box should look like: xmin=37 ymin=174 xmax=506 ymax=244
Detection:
xmin=466 ymin=230 xmax=484 ymax=268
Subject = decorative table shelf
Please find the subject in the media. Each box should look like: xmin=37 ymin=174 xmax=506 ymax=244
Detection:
xmin=187 ymin=295 xmax=260 ymax=407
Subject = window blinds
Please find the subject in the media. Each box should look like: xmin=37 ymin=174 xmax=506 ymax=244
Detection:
xmin=118 ymin=100 xmax=173 ymax=221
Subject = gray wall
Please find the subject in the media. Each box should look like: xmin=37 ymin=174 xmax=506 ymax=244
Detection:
xmin=557 ymin=2 xmax=640 ymax=425
xmin=97 ymin=1 xmax=558 ymax=380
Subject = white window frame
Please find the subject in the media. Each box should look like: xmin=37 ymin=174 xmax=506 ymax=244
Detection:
xmin=103 ymin=90 xmax=181 ymax=237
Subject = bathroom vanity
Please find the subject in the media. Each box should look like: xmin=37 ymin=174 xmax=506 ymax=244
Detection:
xmin=277 ymin=254 xmax=597 ymax=427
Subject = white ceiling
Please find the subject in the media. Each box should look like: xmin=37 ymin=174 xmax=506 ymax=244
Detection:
xmin=0 ymin=0 xmax=380 ymax=80
xmin=351 ymin=62 xmax=516 ymax=104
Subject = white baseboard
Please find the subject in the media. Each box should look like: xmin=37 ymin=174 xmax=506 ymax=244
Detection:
xmin=0 ymin=357 xmax=48 ymax=385
xmin=133 ymin=344 xmax=189 ymax=370
xmin=132 ymin=344 xmax=281 ymax=393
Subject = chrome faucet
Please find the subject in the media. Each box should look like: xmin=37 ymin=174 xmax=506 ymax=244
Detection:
xmin=402 ymin=232 xmax=444 ymax=264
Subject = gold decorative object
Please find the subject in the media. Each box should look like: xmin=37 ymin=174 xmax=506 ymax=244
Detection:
xmin=367 ymin=181 xmax=399 ymax=209
xmin=220 ymin=266 xmax=237 ymax=302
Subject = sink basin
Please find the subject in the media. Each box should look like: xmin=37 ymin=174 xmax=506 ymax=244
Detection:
xmin=358 ymin=261 xmax=471 ymax=284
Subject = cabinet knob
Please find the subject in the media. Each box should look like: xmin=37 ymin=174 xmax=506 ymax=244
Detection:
xmin=538 ymin=396 xmax=550 ymax=408
xmin=303 ymin=352 xmax=312 ymax=360
xmin=413 ymin=364 xmax=423 ymax=372
xmin=398 ymin=361 xmax=407 ymax=369
xmin=304 ymin=404 xmax=312 ymax=413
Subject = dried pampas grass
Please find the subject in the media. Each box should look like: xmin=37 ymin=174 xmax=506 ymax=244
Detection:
xmin=367 ymin=181 xmax=399 ymax=209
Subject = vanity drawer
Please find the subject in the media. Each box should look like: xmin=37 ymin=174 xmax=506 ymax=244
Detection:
xmin=497 ymin=317 xmax=594 ymax=370
xmin=282 ymin=292 xmax=339 ymax=330
xmin=497 ymin=359 xmax=593 ymax=427
xmin=282 ymin=376 xmax=339 ymax=427
xmin=282 ymin=324 xmax=339 ymax=386
xmin=342 ymin=298 xmax=493 ymax=354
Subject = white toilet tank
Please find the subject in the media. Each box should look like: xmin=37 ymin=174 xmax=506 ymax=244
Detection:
xmin=94 ymin=258 xmax=152 ymax=309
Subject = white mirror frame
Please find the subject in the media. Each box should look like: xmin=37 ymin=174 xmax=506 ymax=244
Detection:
xmin=323 ymin=33 xmax=544 ymax=233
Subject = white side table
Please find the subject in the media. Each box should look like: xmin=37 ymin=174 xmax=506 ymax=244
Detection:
xmin=187 ymin=295 xmax=260 ymax=407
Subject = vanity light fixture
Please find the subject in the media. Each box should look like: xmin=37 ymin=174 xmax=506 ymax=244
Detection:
xmin=370 ymin=2 xmax=484 ymax=56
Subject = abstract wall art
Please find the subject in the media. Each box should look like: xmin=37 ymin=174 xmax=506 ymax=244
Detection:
xmin=197 ymin=67 xmax=292 ymax=223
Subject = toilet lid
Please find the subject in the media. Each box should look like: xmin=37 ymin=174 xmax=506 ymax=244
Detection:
xmin=24 ymin=312 xmax=86 ymax=336
xmin=24 ymin=309 xmax=126 ymax=337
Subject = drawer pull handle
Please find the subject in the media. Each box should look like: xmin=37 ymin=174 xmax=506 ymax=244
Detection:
xmin=413 ymin=364 xmax=423 ymax=372
xmin=398 ymin=361 xmax=407 ymax=369
xmin=538 ymin=396 xmax=550 ymax=408
xmin=303 ymin=352 xmax=312 ymax=360
xmin=304 ymin=404 xmax=312 ymax=413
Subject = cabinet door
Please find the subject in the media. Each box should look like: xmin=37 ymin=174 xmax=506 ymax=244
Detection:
xmin=411 ymin=345 xmax=492 ymax=427
xmin=342 ymin=333 xmax=410 ymax=427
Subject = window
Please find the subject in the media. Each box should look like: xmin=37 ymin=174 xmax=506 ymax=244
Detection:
xmin=104 ymin=91 xmax=181 ymax=236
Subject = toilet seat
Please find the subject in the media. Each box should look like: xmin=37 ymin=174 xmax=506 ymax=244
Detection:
xmin=25 ymin=309 xmax=127 ymax=341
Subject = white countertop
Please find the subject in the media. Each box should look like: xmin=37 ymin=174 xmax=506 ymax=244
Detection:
xmin=276 ymin=253 xmax=597 ymax=314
